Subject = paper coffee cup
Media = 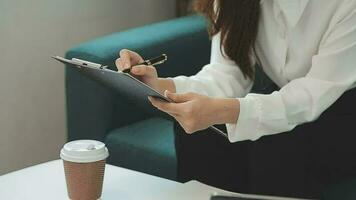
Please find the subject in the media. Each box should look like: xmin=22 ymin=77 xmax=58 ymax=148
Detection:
xmin=60 ymin=140 xmax=109 ymax=200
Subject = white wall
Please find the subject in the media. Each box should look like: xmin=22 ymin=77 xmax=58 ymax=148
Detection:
xmin=0 ymin=0 xmax=175 ymax=175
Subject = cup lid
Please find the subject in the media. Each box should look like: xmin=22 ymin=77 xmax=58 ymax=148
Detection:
xmin=60 ymin=140 xmax=109 ymax=163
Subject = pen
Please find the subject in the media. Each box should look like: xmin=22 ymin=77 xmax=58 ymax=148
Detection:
xmin=122 ymin=54 xmax=167 ymax=73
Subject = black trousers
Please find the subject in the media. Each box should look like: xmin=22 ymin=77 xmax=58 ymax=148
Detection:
xmin=174 ymin=89 xmax=356 ymax=199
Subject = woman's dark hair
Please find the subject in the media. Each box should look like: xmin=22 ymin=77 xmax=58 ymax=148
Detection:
xmin=195 ymin=0 xmax=261 ymax=80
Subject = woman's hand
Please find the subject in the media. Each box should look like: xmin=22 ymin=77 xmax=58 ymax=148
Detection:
xmin=116 ymin=49 xmax=160 ymax=90
xmin=115 ymin=49 xmax=176 ymax=94
xmin=148 ymin=91 xmax=240 ymax=134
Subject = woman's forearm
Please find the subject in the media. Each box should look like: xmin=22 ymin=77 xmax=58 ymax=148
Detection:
xmin=212 ymin=98 xmax=240 ymax=124
xmin=157 ymin=78 xmax=176 ymax=94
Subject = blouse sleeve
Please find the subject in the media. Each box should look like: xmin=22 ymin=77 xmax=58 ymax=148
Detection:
xmin=227 ymin=1 xmax=356 ymax=142
xmin=170 ymin=32 xmax=253 ymax=98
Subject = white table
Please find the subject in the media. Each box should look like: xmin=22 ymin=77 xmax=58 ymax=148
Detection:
xmin=0 ymin=160 xmax=308 ymax=200
xmin=0 ymin=160 xmax=182 ymax=200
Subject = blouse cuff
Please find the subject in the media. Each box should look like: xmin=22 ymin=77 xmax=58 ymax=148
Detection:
xmin=226 ymin=96 xmax=262 ymax=142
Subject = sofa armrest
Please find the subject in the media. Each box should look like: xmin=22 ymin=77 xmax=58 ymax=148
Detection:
xmin=65 ymin=15 xmax=211 ymax=141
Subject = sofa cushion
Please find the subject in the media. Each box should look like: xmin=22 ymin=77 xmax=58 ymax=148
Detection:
xmin=105 ymin=117 xmax=177 ymax=180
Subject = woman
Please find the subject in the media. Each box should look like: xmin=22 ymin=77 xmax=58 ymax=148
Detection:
xmin=116 ymin=0 xmax=356 ymax=198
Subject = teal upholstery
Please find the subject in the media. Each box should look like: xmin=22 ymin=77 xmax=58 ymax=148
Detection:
xmin=105 ymin=118 xmax=176 ymax=180
xmin=65 ymin=15 xmax=210 ymax=180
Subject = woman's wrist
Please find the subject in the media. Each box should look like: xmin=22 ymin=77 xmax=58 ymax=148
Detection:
xmin=157 ymin=78 xmax=176 ymax=94
xmin=211 ymin=98 xmax=240 ymax=125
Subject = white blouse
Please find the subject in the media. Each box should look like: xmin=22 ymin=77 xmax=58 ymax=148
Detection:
xmin=171 ymin=0 xmax=356 ymax=142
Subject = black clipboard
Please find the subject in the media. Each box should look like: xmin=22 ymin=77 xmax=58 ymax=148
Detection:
xmin=53 ymin=56 xmax=228 ymax=138
xmin=53 ymin=56 xmax=170 ymax=102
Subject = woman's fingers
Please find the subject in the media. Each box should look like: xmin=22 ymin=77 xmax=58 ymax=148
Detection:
xmin=127 ymin=50 xmax=144 ymax=64
xmin=119 ymin=49 xmax=132 ymax=69
xmin=115 ymin=58 xmax=124 ymax=71
xmin=116 ymin=49 xmax=145 ymax=72
xmin=131 ymin=65 xmax=156 ymax=77
xmin=118 ymin=49 xmax=144 ymax=70
xmin=148 ymin=96 xmax=181 ymax=115
xmin=164 ymin=90 xmax=194 ymax=103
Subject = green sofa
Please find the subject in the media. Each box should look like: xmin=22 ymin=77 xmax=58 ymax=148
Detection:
xmin=65 ymin=15 xmax=211 ymax=181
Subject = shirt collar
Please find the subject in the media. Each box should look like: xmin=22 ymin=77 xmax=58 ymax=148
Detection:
xmin=261 ymin=0 xmax=310 ymax=28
